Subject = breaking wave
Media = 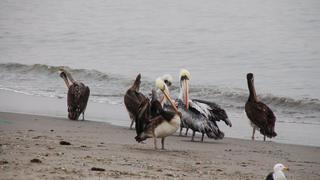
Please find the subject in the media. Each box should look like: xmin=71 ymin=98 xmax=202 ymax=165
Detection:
xmin=1 ymin=63 xmax=319 ymax=114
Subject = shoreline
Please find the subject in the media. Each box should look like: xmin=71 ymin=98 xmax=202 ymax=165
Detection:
xmin=1 ymin=111 xmax=319 ymax=149
xmin=0 ymin=111 xmax=320 ymax=149
xmin=1 ymin=89 xmax=320 ymax=147
xmin=1 ymin=112 xmax=320 ymax=179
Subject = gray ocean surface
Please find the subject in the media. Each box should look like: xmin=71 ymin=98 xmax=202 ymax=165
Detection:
xmin=0 ymin=0 xmax=320 ymax=145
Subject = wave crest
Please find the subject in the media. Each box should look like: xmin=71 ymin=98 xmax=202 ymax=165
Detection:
xmin=0 ymin=63 xmax=115 ymax=81
xmin=1 ymin=63 xmax=319 ymax=113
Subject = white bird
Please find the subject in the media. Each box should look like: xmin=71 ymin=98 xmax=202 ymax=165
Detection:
xmin=266 ymin=163 xmax=289 ymax=180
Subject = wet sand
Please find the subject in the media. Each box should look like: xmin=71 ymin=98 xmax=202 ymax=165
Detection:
xmin=1 ymin=89 xmax=320 ymax=147
xmin=0 ymin=112 xmax=319 ymax=179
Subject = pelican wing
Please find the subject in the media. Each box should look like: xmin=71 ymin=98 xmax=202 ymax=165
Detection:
xmin=192 ymin=99 xmax=231 ymax=127
xmin=124 ymin=89 xmax=148 ymax=114
xmin=79 ymin=85 xmax=90 ymax=112
xmin=188 ymin=100 xmax=211 ymax=118
xmin=135 ymin=98 xmax=151 ymax=138
xmin=245 ymin=101 xmax=277 ymax=137
xmin=67 ymin=82 xmax=89 ymax=120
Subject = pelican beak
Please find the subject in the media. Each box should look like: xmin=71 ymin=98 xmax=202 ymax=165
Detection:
xmin=156 ymin=77 xmax=181 ymax=116
xmin=162 ymin=89 xmax=180 ymax=115
xmin=283 ymin=166 xmax=289 ymax=171
xmin=59 ymin=70 xmax=70 ymax=88
xmin=182 ymin=79 xmax=189 ymax=109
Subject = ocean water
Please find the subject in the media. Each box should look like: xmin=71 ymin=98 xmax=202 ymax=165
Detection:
xmin=0 ymin=0 xmax=320 ymax=145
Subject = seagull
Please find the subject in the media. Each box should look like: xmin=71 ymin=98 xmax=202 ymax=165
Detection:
xmin=266 ymin=163 xmax=289 ymax=180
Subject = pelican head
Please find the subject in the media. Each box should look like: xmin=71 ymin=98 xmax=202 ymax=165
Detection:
xmin=156 ymin=78 xmax=180 ymax=116
xmin=131 ymin=73 xmax=141 ymax=91
xmin=247 ymin=73 xmax=254 ymax=84
xmin=162 ymin=74 xmax=173 ymax=87
xmin=156 ymin=77 xmax=166 ymax=91
xmin=179 ymin=69 xmax=190 ymax=109
xmin=274 ymin=163 xmax=289 ymax=172
xmin=59 ymin=68 xmax=71 ymax=88
xmin=180 ymin=69 xmax=191 ymax=80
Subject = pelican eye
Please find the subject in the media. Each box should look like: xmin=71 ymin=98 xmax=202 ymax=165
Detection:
xmin=180 ymin=76 xmax=189 ymax=81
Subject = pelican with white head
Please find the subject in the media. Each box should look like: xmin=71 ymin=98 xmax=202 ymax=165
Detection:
xmin=179 ymin=68 xmax=191 ymax=109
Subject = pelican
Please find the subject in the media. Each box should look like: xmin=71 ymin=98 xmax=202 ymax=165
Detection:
xmin=245 ymin=73 xmax=277 ymax=141
xmin=156 ymin=74 xmax=190 ymax=136
xmin=124 ymin=74 xmax=149 ymax=129
xmin=135 ymin=78 xmax=181 ymax=150
xmin=178 ymin=69 xmax=231 ymax=141
xmin=156 ymin=74 xmax=173 ymax=107
xmin=59 ymin=68 xmax=90 ymax=120
xmin=153 ymin=73 xmax=188 ymax=136
xmin=266 ymin=163 xmax=289 ymax=180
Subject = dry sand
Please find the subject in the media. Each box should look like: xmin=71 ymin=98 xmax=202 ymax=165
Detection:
xmin=0 ymin=112 xmax=319 ymax=179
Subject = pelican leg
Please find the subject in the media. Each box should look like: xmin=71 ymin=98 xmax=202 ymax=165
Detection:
xmin=201 ymin=133 xmax=204 ymax=142
xmin=263 ymin=135 xmax=266 ymax=141
xmin=82 ymin=112 xmax=85 ymax=120
xmin=129 ymin=114 xmax=135 ymax=129
xmin=154 ymin=138 xmax=158 ymax=150
xmin=129 ymin=120 xmax=134 ymax=129
xmin=252 ymin=127 xmax=256 ymax=140
xmin=185 ymin=128 xmax=189 ymax=136
xmin=161 ymin=138 xmax=165 ymax=150
xmin=179 ymin=127 xmax=183 ymax=136
xmin=191 ymin=131 xmax=195 ymax=142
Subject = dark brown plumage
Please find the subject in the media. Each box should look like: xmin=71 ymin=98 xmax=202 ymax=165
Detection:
xmin=134 ymin=90 xmax=181 ymax=149
xmin=245 ymin=73 xmax=277 ymax=141
xmin=60 ymin=69 xmax=90 ymax=120
xmin=124 ymin=74 xmax=149 ymax=129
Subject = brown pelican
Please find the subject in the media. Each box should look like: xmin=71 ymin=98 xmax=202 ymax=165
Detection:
xmin=59 ymin=68 xmax=90 ymax=120
xmin=245 ymin=73 xmax=277 ymax=141
xmin=135 ymin=78 xmax=181 ymax=150
xmin=157 ymin=72 xmax=188 ymax=137
xmin=178 ymin=69 xmax=231 ymax=142
xmin=266 ymin=163 xmax=289 ymax=180
xmin=157 ymin=74 xmax=173 ymax=107
xmin=155 ymin=74 xmax=190 ymax=137
xmin=124 ymin=74 xmax=149 ymax=129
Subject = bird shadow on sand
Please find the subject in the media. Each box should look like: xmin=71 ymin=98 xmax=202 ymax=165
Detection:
xmin=126 ymin=145 xmax=190 ymax=155
xmin=179 ymin=139 xmax=227 ymax=145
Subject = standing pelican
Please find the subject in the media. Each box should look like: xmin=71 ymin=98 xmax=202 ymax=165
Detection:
xmin=124 ymin=74 xmax=149 ymax=129
xmin=135 ymin=78 xmax=181 ymax=150
xmin=157 ymin=74 xmax=189 ymax=136
xmin=178 ymin=69 xmax=231 ymax=141
xmin=245 ymin=73 xmax=277 ymax=141
xmin=59 ymin=68 xmax=90 ymax=120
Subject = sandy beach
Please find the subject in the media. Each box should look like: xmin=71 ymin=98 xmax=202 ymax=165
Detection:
xmin=1 ymin=112 xmax=319 ymax=180
xmin=1 ymin=0 xmax=320 ymax=179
